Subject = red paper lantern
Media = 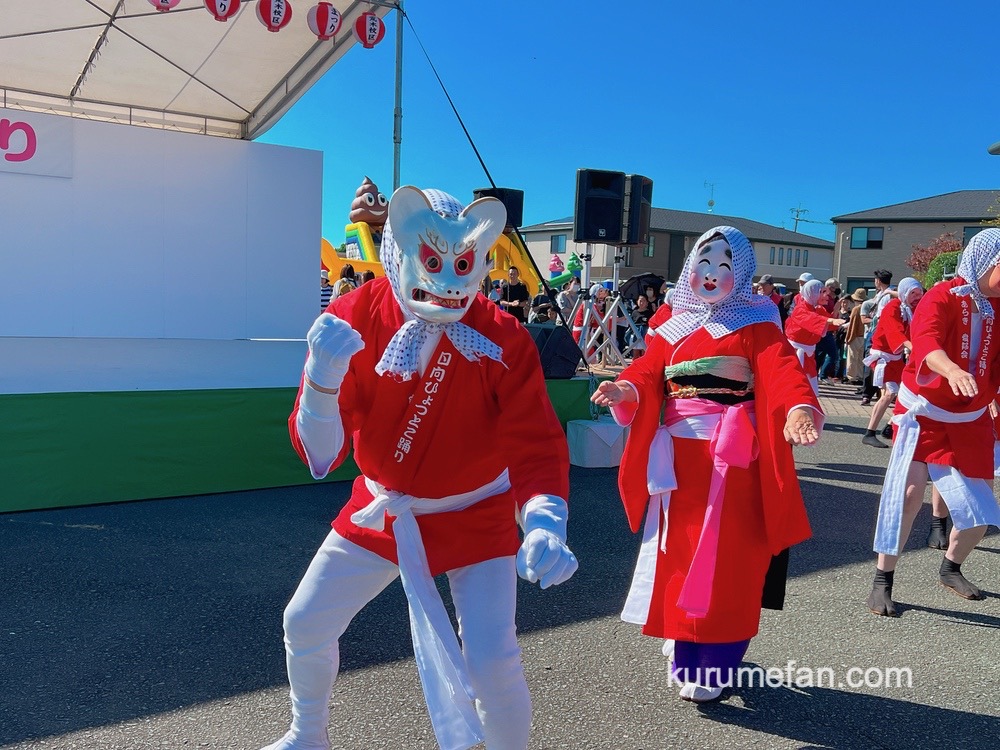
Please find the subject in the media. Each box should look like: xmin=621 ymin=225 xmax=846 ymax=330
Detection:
xmin=257 ymin=0 xmax=293 ymax=32
xmin=148 ymin=0 xmax=181 ymax=10
xmin=353 ymin=10 xmax=385 ymax=49
xmin=307 ymin=2 xmax=342 ymax=41
xmin=204 ymin=0 xmax=240 ymax=22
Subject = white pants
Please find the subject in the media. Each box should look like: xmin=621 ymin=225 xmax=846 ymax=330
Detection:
xmin=281 ymin=530 xmax=531 ymax=749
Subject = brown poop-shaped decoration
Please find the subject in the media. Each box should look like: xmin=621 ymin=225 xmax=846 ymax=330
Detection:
xmin=349 ymin=176 xmax=388 ymax=227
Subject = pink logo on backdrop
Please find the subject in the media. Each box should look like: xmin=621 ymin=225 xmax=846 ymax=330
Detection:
xmin=0 ymin=118 xmax=37 ymax=162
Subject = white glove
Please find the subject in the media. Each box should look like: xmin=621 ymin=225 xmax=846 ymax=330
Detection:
xmin=516 ymin=495 xmax=578 ymax=589
xmin=304 ymin=313 xmax=365 ymax=390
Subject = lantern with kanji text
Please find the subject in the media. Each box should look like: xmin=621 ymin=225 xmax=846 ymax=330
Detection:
xmin=204 ymin=0 xmax=240 ymax=22
xmin=148 ymin=0 xmax=181 ymax=10
xmin=353 ymin=10 xmax=385 ymax=49
xmin=257 ymin=0 xmax=293 ymax=32
xmin=307 ymin=3 xmax=342 ymax=41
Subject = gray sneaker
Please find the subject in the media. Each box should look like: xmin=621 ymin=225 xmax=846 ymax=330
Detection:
xmin=862 ymin=434 xmax=888 ymax=448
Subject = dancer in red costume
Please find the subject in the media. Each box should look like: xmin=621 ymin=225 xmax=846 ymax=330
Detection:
xmin=262 ymin=187 xmax=578 ymax=750
xmin=867 ymin=228 xmax=1000 ymax=616
xmin=860 ymin=277 xmax=924 ymax=448
xmin=784 ymin=279 xmax=847 ymax=395
xmin=592 ymin=226 xmax=823 ymax=703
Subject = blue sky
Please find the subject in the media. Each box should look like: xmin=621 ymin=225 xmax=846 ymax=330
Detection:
xmin=259 ymin=1 xmax=1000 ymax=244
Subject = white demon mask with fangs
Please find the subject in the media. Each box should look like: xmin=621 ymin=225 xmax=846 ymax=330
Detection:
xmin=374 ymin=186 xmax=508 ymax=381
xmin=387 ymin=186 xmax=505 ymax=324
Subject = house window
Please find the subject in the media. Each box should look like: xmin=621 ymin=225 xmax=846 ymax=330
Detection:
xmin=850 ymin=227 xmax=884 ymax=249
xmin=643 ymin=235 xmax=655 ymax=258
xmin=550 ymin=234 xmax=566 ymax=254
xmin=795 ymin=248 xmax=801 ymax=266
xmin=964 ymin=226 xmax=985 ymax=246
xmin=770 ymin=246 xmax=775 ymax=264
xmin=778 ymin=248 xmax=784 ymax=265
xmin=803 ymin=249 xmax=809 ymax=265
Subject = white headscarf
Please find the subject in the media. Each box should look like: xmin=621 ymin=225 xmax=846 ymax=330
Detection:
xmin=656 ymin=225 xmax=781 ymax=343
xmin=896 ymin=276 xmax=923 ymax=322
xmin=952 ymin=228 xmax=1000 ymax=319
xmin=376 ymin=188 xmax=505 ymax=380
xmin=800 ymin=279 xmax=823 ymax=306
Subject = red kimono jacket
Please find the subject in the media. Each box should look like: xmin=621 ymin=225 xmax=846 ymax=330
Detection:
xmin=289 ymin=277 xmax=570 ymax=575
xmin=616 ymin=317 xmax=819 ymax=642
xmin=899 ymin=277 xmax=1000 ymax=478
xmin=784 ymin=300 xmax=834 ymax=378
xmin=870 ymin=298 xmax=910 ymax=385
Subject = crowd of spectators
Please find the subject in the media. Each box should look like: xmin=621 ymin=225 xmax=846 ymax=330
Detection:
xmin=750 ymin=269 xmax=897 ymax=399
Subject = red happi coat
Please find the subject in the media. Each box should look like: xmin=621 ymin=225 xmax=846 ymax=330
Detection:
xmin=784 ymin=300 xmax=834 ymax=378
xmin=899 ymin=277 xmax=1000 ymax=479
xmin=616 ymin=316 xmax=819 ymax=642
xmin=870 ymin=298 xmax=911 ymax=385
xmin=289 ymin=277 xmax=570 ymax=575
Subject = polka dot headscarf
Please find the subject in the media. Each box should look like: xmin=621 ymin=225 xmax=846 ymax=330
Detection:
xmin=656 ymin=225 xmax=781 ymax=343
xmin=951 ymin=228 xmax=1000 ymax=319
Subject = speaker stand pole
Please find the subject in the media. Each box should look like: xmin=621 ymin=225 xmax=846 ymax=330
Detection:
xmin=606 ymin=246 xmax=645 ymax=363
xmin=574 ymin=243 xmax=627 ymax=369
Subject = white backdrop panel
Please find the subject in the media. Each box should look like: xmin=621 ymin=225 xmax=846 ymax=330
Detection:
xmin=0 ymin=111 xmax=320 ymax=340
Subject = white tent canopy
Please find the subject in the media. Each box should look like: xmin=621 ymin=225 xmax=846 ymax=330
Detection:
xmin=0 ymin=0 xmax=392 ymax=139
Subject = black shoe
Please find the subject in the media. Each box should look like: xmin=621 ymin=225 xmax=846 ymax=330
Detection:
xmin=939 ymin=557 xmax=984 ymax=600
xmin=867 ymin=586 xmax=898 ymax=617
xmin=927 ymin=516 xmax=950 ymax=550
xmin=940 ymin=573 xmax=985 ymax=600
xmin=862 ymin=434 xmax=888 ymax=448
xmin=881 ymin=423 xmax=894 ymax=439
xmin=868 ymin=569 xmax=898 ymax=616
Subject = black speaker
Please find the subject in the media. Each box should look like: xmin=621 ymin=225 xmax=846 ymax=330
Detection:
xmin=524 ymin=324 xmax=582 ymax=379
xmin=573 ymin=169 xmax=625 ymax=244
xmin=623 ymin=174 xmax=653 ymax=246
xmin=473 ymin=187 xmax=524 ymax=230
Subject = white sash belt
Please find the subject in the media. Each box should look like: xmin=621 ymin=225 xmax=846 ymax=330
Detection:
xmin=352 ymin=470 xmax=511 ymax=750
xmin=863 ymin=348 xmax=902 ymax=388
xmin=789 ymin=340 xmax=816 ymax=369
xmin=874 ymin=385 xmax=986 ymax=555
xmin=621 ymin=410 xmax=755 ymax=625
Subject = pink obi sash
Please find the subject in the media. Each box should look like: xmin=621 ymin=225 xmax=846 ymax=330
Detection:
xmin=621 ymin=397 xmax=759 ymax=624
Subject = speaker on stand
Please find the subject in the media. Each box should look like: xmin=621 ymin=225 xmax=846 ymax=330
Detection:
xmin=473 ymin=187 xmax=524 ymax=232
xmin=573 ymin=169 xmax=626 ymax=245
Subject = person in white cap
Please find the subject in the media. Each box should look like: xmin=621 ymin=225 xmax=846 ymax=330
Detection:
xmin=867 ymin=228 xmax=1000 ymax=616
xmin=861 ymin=277 xmax=924 ymax=448
xmin=262 ymin=186 xmax=578 ymax=750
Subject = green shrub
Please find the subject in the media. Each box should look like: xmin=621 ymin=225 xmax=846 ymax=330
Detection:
xmin=924 ymin=251 xmax=961 ymax=286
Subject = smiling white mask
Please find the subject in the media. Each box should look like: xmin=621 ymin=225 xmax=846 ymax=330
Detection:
xmin=656 ymin=225 xmax=781 ymax=343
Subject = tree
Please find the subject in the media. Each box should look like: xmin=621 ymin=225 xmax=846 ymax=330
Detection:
xmin=984 ymin=196 xmax=1000 ymax=228
xmin=925 ymin=251 xmax=962 ymax=286
xmin=906 ymin=232 xmax=962 ymax=283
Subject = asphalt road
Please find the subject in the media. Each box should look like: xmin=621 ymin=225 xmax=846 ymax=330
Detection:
xmin=2 ymin=411 xmax=999 ymax=750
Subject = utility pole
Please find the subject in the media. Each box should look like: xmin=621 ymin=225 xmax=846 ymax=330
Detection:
xmin=790 ymin=205 xmax=808 ymax=233
xmin=704 ymin=180 xmax=717 ymax=213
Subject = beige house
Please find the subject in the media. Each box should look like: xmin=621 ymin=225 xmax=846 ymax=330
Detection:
xmin=832 ymin=190 xmax=1000 ymax=293
xmin=520 ymin=207 xmax=833 ymax=289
